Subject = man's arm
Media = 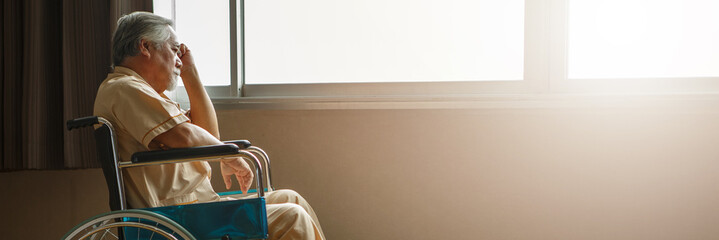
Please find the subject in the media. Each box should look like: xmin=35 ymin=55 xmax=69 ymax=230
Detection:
xmin=178 ymin=44 xmax=219 ymax=138
xmin=169 ymin=44 xmax=251 ymax=191
xmin=152 ymin=122 xmax=253 ymax=192
xmin=152 ymin=122 xmax=220 ymax=149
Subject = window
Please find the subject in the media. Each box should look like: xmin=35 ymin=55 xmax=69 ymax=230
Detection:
xmin=245 ymin=0 xmax=524 ymax=84
xmin=154 ymin=0 xmax=719 ymax=100
xmin=554 ymin=0 xmax=719 ymax=93
xmin=568 ymin=0 xmax=719 ymax=79
xmin=156 ymin=0 xmax=529 ymax=98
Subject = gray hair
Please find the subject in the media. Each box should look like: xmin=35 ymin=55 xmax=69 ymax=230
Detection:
xmin=112 ymin=11 xmax=174 ymax=67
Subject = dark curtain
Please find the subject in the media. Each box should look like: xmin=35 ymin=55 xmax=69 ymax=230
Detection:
xmin=1 ymin=0 xmax=151 ymax=170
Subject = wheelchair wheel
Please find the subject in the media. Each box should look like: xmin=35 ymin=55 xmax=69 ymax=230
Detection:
xmin=63 ymin=209 xmax=196 ymax=240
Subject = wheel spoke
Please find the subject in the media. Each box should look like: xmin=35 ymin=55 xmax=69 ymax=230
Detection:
xmin=100 ymin=229 xmax=108 ymax=239
xmin=149 ymin=222 xmax=159 ymax=240
xmin=90 ymin=222 xmax=102 ymax=240
xmin=100 ymin=228 xmax=119 ymax=240
xmin=81 ymin=227 xmax=91 ymax=240
xmin=92 ymin=219 xmax=113 ymax=240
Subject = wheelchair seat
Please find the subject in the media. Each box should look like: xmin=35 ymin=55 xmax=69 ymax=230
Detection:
xmin=139 ymin=197 xmax=267 ymax=239
xmin=64 ymin=116 xmax=273 ymax=240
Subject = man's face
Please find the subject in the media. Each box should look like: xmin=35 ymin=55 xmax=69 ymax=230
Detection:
xmin=149 ymin=27 xmax=182 ymax=92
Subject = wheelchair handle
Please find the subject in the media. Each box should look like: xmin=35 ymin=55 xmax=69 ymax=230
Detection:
xmin=67 ymin=116 xmax=99 ymax=130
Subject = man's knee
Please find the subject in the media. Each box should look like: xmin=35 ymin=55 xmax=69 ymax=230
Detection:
xmin=267 ymin=203 xmax=320 ymax=239
xmin=274 ymin=189 xmax=301 ymax=198
xmin=268 ymin=203 xmax=312 ymax=225
xmin=279 ymin=203 xmax=306 ymax=217
xmin=268 ymin=189 xmax=303 ymax=204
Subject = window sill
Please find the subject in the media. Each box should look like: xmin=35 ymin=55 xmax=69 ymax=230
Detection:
xmin=211 ymin=92 xmax=719 ymax=110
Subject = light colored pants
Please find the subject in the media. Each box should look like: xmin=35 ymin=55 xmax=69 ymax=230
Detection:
xmin=224 ymin=189 xmax=325 ymax=240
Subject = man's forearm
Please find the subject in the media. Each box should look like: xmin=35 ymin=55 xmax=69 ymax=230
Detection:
xmin=178 ymin=44 xmax=220 ymax=139
xmin=182 ymin=66 xmax=220 ymax=138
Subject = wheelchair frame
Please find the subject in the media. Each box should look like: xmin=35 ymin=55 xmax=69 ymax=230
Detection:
xmin=64 ymin=116 xmax=275 ymax=240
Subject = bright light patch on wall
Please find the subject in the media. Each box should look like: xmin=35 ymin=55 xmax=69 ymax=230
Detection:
xmin=568 ymin=0 xmax=719 ymax=79
xmin=244 ymin=0 xmax=524 ymax=84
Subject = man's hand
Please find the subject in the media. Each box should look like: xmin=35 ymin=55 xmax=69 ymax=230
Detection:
xmin=221 ymin=157 xmax=254 ymax=193
xmin=177 ymin=43 xmax=195 ymax=76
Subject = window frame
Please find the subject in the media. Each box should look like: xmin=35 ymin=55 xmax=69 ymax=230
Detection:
xmin=165 ymin=0 xmax=719 ymax=104
xmin=165 ymin=0 xmax=240 ymax=102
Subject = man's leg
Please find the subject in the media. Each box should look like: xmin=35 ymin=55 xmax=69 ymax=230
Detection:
xmin=265 ymin=189 xmax=325 ymax=238
xmin=266 ymin=203 xmax=324 ymax=240
xmin=223 ymin=189 xmax=325 ymax=239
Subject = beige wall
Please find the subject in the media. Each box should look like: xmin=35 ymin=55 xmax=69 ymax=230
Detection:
xmin=0 ymin=169 xmax=109 ymax=239
xmin=215 ymin=96 xmax=719 ymax=239
xmin=3 ymin=95 xmax=719 ymax=239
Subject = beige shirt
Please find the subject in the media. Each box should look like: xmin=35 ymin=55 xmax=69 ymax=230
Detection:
xmin=94 ymin=66 xmax=220 ymax=208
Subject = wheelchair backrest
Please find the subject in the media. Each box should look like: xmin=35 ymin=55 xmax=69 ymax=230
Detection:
xmin=67 ymin=116 xmax=126 ymax=210
xmin=94 ymin=124 xmax=123 ymax=211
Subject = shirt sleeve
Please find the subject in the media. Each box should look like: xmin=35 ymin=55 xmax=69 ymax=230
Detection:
xmin=112 ymin=81 xmax=190 ymax=148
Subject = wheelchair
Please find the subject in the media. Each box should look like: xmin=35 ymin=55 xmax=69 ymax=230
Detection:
xmin=63 ymin=116 xmax=275 ymax=240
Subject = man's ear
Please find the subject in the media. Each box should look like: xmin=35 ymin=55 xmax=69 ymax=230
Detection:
xmin=139 ymin=39 xmax=152 ymax=58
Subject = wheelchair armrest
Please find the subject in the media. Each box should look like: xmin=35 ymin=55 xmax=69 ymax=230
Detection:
xmin=223 ymin=140 xmax=252 ymax=149
xmin=129 ymin=142 xmax=267 ymax=197
xmin=131 ymin=144 xmax=240 ymax=163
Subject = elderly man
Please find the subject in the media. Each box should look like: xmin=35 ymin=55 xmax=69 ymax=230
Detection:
xmin=94 ymin=11 xmax=324 ymax=239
